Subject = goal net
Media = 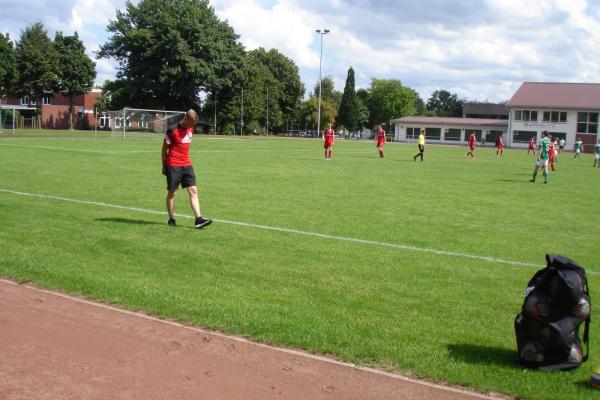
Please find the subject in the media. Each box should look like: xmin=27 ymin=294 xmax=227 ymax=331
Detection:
xmin=0 ymin=105 xmax=17 ymax=135
xmin=102 ymin=108 xmax=186 ymax=139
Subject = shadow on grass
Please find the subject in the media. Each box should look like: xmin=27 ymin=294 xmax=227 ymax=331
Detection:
xmin=496 ymin=179 xmax=530 ymax=183
xmin=95 ymin=217 xmax=164 ymax=226
xmin=447 ymin=344 xmax=518 ymax=368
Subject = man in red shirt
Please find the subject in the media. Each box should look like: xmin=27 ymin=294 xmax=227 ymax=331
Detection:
xmin=528 ymin=136 xmax=536 ymax=155
xmin=375 ymin=125 xmax=386 ymax=158
xmin=161 ymin=109 xmax=212 ymax=229
xmin=323 ymin=123 xmax=334 ymax=160
xmin=465 ymin=131 xmax=477 ymax=158
xmin=496 ymin=134 xmax=505 ymax=156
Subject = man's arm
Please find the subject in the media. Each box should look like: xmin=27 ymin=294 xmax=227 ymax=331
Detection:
xmin=162 ymin=140 xmax=169 ymax=174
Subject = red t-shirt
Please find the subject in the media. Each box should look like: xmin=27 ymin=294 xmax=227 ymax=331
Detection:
xmin=165 ymin=124 xmax=193 ymax=167
xmin=323 ymin=128 xmax=334 ymax=142
xmin=376 ymin=129 xmax=385 ymax=140
xmin=468 ymin=134 xmax=476 ymax=147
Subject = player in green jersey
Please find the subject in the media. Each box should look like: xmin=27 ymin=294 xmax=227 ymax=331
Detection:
xmin=530 ymin=131 xmax=551 ymax=184
xmin=593 ymin=143 xmax=600 ymax=168
xmin=574 ymin=139 xmax=583 ymax=159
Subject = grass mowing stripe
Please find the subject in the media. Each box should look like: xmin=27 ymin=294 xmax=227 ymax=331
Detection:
xmin=0 ymin=188 xmax=566 ymax=274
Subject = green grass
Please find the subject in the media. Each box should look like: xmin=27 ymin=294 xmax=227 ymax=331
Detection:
xmin=1 ymin=130 xmax=600 ymax=399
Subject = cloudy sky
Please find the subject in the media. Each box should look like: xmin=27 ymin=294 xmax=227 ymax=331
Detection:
xmin=1 ymin=0 xmax=600 ymax=102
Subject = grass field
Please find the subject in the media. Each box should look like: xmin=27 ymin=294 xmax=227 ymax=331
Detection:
xmin=1 ymin=130 xmax=599 ymax=400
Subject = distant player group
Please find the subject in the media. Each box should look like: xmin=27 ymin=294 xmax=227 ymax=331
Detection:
xmin=160 ymin=111 xmax=599 ymax=228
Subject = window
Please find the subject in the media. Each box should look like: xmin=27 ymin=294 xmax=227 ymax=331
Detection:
xmin=542 ymin=110 xmax=567 ymax=123
xmin=543 ymin=111 xmax=550 ymax=122
xmin=577 ymin=112 xmax=599 ymax=133
xmin=513 ymin=130 xmax=537 ymax=143
xmin=514 ymin=110 xmax=538 ymax=122
xmin=445 ymin=128 xmax=461 ymax=141
xmin=560 ymin=112 xmax=567 ymax=122
xmin=42 ymin=96 xmax=51 ymax=105
xmin=20 ymin=96 xmax=29 ymax=105
xmin=406 ymin=127 xmax=420 ymax=139
xmin=425 ymin=127 xmax=441 ymax=140
xmin=515 ymin=110 xmax=522 ymax=120
xmin=99 ymin=113 xmax=110 ymax=128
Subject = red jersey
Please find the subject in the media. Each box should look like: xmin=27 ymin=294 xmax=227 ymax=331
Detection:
xmin=497 ymin=137 xmax=505 ymax=148
xmin=323 ymin=128 xmax=334 ymax=142
xmin=528 ymin=138 xmax=535 ymax=149
xmin=164 ymin=124 xmax=193 ymax=167
xmin=376 ymin=129 xmax=386 ymax=141
xmin=468 ymin=134 xmax=477 ymax=147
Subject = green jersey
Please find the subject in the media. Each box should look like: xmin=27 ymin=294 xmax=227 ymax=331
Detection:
xmin=595 ymin=144 xmax=600 ymax=155
xmin=539 ymin=137 xmax=551 ymax=160
xmin=575 ymin=141 xmax=583 ymax=151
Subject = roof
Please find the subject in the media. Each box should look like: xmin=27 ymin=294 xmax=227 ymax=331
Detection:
xmin=391 ymin=116 xmax=508 ymax=127
xmin=507 ymin=82 xmax=600 ymax=110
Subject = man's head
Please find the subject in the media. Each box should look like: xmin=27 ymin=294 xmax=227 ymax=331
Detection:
xmin=543 ymin=130 xmax=549 ymax=137
xmin=180 ymin=109 xmax=198 ymax=129
xmin=420 ymin=129 xmax=425 ymax=135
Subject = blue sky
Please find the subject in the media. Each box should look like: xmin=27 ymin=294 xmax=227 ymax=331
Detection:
xmin=1 ymin=0 xmax=600 ymax=102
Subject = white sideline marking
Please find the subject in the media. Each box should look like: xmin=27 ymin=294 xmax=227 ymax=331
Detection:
xmin=0 ymin=278 xmax=502 ymax=400
xmin=0 ymin=188 xmax=579 ymax=275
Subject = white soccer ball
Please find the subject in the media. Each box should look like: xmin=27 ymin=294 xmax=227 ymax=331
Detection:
xmin=567 ymin=342 xmax=583 ymax=364
xmin=521 ymin=341 xmax=544 ymax=363
xmin=574 ymin=296 xmax=591 ymax=320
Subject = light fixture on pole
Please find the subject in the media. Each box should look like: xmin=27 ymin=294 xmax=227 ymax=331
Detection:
xmin=316 ymin=28 xmax=329 ymax=138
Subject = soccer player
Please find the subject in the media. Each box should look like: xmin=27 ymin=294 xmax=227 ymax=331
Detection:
xmin=375 ymin=125 xmax=386 ymax=158
xmin=162 ymin=109 xmax=212 ymax=229
xmin=549 ymin=137 xmax=557 ymax=171
xmin=527 ymin=136 xmax=536 ymax=155
xmin=496 ymin=134 xmax=505 ymax=156
xmin=574 ymin=138 xmax=583 ymax=159
xmin=530 ymin=131 xmax=551 ymax=184
xmin=413 ymin=128 xmax=425 ymax=161
xmin=593 ymin=142 xmax=600 ymax=168
xmin=465 ymin=131 xmax=477 ymax=158
xmin=323 ymin=123 xmax=334 ymax=160
xmin=558 ymin=137 xmax=565 ymax=153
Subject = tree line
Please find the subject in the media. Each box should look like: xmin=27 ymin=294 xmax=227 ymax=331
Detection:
xmin=0 ymin=0 xmax=466 ymax=134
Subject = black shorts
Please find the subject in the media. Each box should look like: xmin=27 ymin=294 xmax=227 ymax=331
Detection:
xmin=165 ymin=166 xmax=196 ymax=192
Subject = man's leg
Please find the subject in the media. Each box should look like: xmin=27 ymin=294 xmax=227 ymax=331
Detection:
xmin=186 ymin=186 xmax=202 ymax=218
xmin=166 ymin=191 xmax=176 ymax=219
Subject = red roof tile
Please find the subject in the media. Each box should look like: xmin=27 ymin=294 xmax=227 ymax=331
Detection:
xmin=507 ymin=82 xmax=600 ymax=109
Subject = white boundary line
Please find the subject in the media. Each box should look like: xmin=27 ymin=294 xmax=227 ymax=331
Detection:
xmin=0 ymin=278 xmax=503 ymax=400
xmin=0 ymin=188 xmax=578 ymax=275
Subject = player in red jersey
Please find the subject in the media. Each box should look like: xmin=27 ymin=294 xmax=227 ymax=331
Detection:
xmin=162 ymin=109 xmax=212 ymax=229
xmin=549 ymin=136 xmax=557 ymax=171
xmin=375 ymin=125 xmax=386 ymax=158
xmin=465 ymin=131 xmax=477 ymax=158
xmin=495 ymin=134 xmax=505 ymax=156
xmin=527 ymin=136 xmax=536 ymax=155
xmin=323 ymin=123 xmax=335 ymax=160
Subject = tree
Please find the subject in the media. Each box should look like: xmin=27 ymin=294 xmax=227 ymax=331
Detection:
xmin=0 ymin=33 xmax=18 ymax=97
xmin=426 ymin=89 xmax=464 ymax=117
xmin=367 ymin=79 xmax=417 ymax=127
xmin=98 ymin=0 xmax=246 ymax=110
xmin=54 ymin=32 xmax=96 ymax=129
xmin=16 ymin=22 xmax=59 ymax=107
xmin=313 ymin=75 xmax=341 ymax=108
xmin=336 ymin=67 xmax=361 ymax=131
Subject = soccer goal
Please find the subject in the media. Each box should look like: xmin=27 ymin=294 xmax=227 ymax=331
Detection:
xmin=0 ymin=105 xmax=17 ymax=135
xmin=102 ymin=108 xmax=186 ymax=140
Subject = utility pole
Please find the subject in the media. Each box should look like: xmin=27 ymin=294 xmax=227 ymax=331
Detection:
xmin=316 ymin=28 xmax=330 ymax=137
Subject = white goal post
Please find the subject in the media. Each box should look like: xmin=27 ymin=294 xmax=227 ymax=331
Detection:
xmin=101 ymin=107 xmax=186 ymax=140
xmin=0 ymin=105 xmax=18 ymax=135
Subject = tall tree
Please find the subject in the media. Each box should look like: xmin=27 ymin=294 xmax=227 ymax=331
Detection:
xmin=313 ymin=75 xmax=341 ymax=108
xmin=98 ymin=0 xmax=245 ymax=110
xmin=54 ymin=32 xmax=96 ymax=129
xmin=426 ymin=89 xmax=464 ymax=117
xmin=0 ymin=33 xmax=18 ymax=97
xmin=367 ymin=79 xmax=417 ymax=127
xmin=336 ymin=67 xmax=361 ymax=131
xmin=16 ymin=22 xmax=59 ymax=107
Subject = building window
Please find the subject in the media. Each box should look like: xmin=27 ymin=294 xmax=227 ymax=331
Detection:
xmin=513 ymin=130 xmax=537 ymax=143
xmin=543 ymin=111 xmax=568 ymax=123
xmin=406 ymin=127 xmax=420 ymax=140
xmin=577 ymin=112 xmax=598 ymax=133
xmin=20 ymin=96 xmax=29 ymax=105
xmin=425 ymin=127 xmax=441 ymax=140
xmin=99 ymin=113 xmax=110 ymax=128
xmin=42 ymin=96 xmax=51 ymax=105
xmin=514 ymin=110 xmax=538 ymax=121
xmin=445 ymin=128 xmax=461 ymax=141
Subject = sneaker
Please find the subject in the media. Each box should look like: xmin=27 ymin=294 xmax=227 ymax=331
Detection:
xmin=194 ymin=216 xmax=213 ymax=229
xmin=529 ymin=179 xmax=535 ymax=183
xmin=167 ymin=218 xmax=177 ymax=227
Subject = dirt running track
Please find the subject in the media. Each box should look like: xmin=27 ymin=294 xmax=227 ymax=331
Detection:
xmin=0 ymin=279 xmax=506 ymax=400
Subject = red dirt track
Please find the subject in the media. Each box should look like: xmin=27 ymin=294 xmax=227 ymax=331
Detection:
xmin=0 ymin=279 xmax=505 ymax=399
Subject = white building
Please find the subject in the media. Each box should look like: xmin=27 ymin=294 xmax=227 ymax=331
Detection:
xmin=391 ymin=82 xmax=599 ymax=152
xmin=506 ymin=82 xmax=599 ymax=152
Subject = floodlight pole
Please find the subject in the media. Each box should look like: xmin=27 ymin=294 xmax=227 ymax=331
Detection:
xmin=240 ymin=85 xmax=244 ymax=136
xmin=316 ymin=28 xmax=330 ymax=138
xmin=266 ymin=85 xmax=269 ymax=135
